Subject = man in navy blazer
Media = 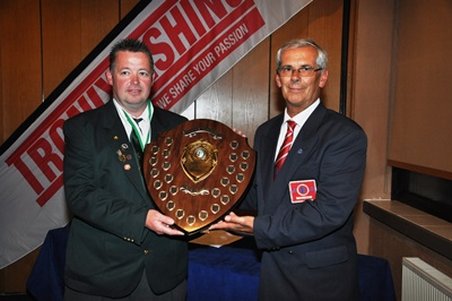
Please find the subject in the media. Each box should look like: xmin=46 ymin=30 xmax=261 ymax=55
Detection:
xmin=211 ymin=39 xmax=367 ymax=300
xmin=63 ymin=39 xmax=188 ymax=300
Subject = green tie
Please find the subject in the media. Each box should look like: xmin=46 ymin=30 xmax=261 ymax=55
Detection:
xmin=130 ymin=118 xmax=143 ymax=164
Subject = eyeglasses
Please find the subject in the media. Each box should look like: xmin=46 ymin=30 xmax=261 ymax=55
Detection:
xmin=278 ymin=65 xmax=323 ymax=77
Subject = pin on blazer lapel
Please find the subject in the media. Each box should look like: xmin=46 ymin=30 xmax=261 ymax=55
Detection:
xmin=102 ymin=101 xmax=150 ymax=202
xmin=113 ymin=129 xmax=149 ymax=201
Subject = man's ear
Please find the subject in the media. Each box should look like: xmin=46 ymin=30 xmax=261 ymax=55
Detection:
xmin=106 ymin=69 xmax=113 ymax=85
xmin=275 ymin=73 xmax=282 ymax=88
xmin=319 ymin=69 xmax=328 ymax=88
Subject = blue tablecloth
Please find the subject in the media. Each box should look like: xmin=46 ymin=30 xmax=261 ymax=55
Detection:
xmin=27 ymin=225 xmax=68 ymax=301
xmin=27 ymin=226 xmax=395 ymax=301
xmin=188 ymin=244 xmax=260 ymax=301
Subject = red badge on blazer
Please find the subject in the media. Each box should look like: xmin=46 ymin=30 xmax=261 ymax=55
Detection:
xmin=289 ymin=179 xmax=317 ymax=203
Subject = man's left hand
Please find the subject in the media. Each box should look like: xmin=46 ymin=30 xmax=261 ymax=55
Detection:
xmin=209 ymin=212 xmax=254 ymax=235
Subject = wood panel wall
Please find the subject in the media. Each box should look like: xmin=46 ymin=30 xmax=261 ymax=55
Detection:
xmin=0 ymin=0 xmax=346 ymax=292
xmin=0 ymin=0 xmax=42 ymax=142
xmin=388 ymin=0 xmax=452 ymax=178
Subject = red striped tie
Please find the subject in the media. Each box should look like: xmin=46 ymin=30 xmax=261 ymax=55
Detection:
xmin=274 ymin=120 xmax=297 ymax=176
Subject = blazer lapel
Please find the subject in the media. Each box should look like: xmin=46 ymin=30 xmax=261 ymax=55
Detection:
xmin=101 ymin=101 xmax=150 ymax=202
xmin=282 ymin=104 xmax=327 ymax=180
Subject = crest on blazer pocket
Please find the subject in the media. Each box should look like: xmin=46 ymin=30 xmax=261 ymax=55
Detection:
xmin=289 ymin=179 xmax=317 ymax=203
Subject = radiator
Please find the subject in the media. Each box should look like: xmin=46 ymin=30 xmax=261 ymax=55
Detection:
xmin=402 ymin=257 xmax=452 ymax=301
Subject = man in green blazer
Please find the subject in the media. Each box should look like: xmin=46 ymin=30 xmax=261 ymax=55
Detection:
xmin=63 ymin=39 xmax=188 ymax=300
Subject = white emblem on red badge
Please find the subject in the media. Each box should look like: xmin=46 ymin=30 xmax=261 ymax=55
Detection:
xmin=289 ymin=179 xmax=317 ymax=203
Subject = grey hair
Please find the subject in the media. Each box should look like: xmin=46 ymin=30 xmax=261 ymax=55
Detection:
xmin=276 ymin=38 xmax=328 ymax=71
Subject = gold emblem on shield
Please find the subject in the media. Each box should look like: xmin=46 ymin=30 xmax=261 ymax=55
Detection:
xmin=181 ymin=140 xmax=218 ymax=183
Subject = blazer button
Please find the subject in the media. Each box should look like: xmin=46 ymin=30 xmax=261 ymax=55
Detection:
xmin=143 ymin=249 xmax=149 ymax=255
xmin=288 ymin=250 xmax=294 ymax=255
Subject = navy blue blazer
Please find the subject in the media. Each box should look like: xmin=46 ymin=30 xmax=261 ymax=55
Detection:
xmin=244 ymin=103 xmax=367 ymax=301
xmin=63 ymin=100 xmax=188 ymax=297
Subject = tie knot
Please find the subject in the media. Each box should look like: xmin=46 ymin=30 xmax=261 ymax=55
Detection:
xmin=274 ymin=120 xmax=297 ymax=178
xmin=133 ymin=118 xmax=143 ymax=124
xmin=287 ymin=120 xmax=296 ymax=131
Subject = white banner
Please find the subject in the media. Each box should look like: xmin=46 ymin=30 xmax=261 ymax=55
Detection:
xmin=0 ymin=0 xmax=312 ymax=268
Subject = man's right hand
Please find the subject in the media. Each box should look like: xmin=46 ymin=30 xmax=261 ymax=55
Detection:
xmin=145 ymin=209 xmax=185 ymax=236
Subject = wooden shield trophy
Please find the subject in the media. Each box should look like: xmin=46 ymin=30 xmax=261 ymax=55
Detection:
xmin=143 ymin=119 xmax=255 ymax=234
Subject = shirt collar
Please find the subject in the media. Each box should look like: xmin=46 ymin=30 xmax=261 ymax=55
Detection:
xmin=283 ymin=98 xmax=320 ymax=128
xmin=112 ymin=99 xmax=153 ymax=140
xmin=112 ymin=99 xmax=153 ymax=123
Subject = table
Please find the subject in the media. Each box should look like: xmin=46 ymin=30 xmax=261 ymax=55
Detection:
xmin=27 ymin=226 xmax=396 ymax=301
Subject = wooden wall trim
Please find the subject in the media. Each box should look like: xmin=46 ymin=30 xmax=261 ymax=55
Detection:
xmin=388 ymin=160 xmax=452 ymax=181
xmin=363 ymin=200 xmax=452 ymax=261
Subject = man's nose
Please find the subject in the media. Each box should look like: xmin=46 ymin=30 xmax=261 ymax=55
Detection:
xmin=290 ymin=72 xmax=301 ymax=82
xmin=131 ymin=73 xmax=140 ymax=84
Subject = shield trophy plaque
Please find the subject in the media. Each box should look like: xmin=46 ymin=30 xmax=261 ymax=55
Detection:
xmin=143 ymin=119 xmax=255 ymax=234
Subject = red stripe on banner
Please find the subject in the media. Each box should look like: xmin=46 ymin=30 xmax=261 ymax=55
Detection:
xmin=128 ymin=0 xmax=178 ymax=41
xmin=151 ymin=0 xmax=256 ymax=93
xmin=36 ymin=175 xmax=63 ymax=207
xmin=153 ymin=7 xmax=265 ymax=109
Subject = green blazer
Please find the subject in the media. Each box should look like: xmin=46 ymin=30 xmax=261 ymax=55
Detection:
xmin=63 ymin=100 xmax=188 ymax=297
